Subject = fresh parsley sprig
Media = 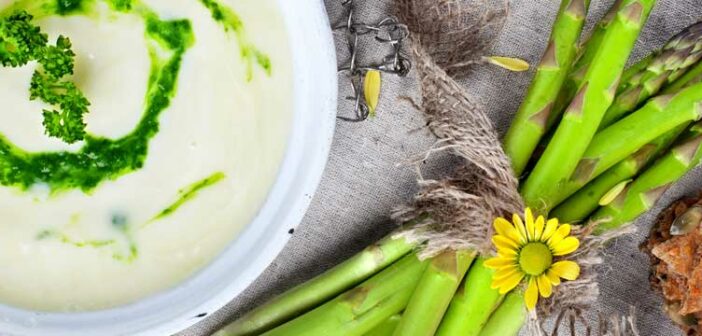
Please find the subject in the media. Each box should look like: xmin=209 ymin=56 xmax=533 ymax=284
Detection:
xmin=0 ymin=11 xmax=90 ymax=144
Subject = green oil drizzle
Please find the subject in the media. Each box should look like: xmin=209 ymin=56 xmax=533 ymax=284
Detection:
xmin=35 ymin=171 xmax=225 ymax=262
xmin=106 ymin=0 xmax=132 ymax=12
xmin=37 ymin=211 xmax=138 ymax=263
xmin=0 ymin=2 xmax=194 ymax=193
xmin=1 ymin=0 xmax=93 ymax=18
xmin=199 ymin=0 xmax=272 ymax=80
xmin=54 ymin=0 xmax=94 ymax=15
xmin=147 ymin=171 xmax=226 ymax=224
xmin=37 ymin=230 xmax=116 ymax=248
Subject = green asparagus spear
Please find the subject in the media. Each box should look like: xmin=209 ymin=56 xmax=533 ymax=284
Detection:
xmin=600 ymin=21 xmax=702 ymax=128
xmin=217 ymin=236 xmax=418 ymax=336
xmin=503 ymin=0 xmax=590 ymax=175
xmin=663 ymin=59 xmax=702 ymax=94
xmin=548 ymin=0 xmax=624 ymax=129
xmin=262 ymin=253 xmax=428 ymax=336
xmin=521 ymin=0 xmax=657 ymax=214
xmin=593 ymin=122 xmax=702 ymax=232
xmin=392 ymin=250 xmax=476 ymax=336
xmin=435 ymin=257 xmax=503 ymax=336
xmin=366 ymin=314 xmax=402 ymax=336
xmin=478 ymin=291 xmax=527 ymax=336
xmin=547 ymin=81 xmax=702 ymax=209
xmin=551 ymin=124 xmax=686 ymax=222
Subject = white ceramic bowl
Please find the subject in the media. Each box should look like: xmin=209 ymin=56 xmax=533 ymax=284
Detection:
xmin=0 ymin=1 xmax=337 ymax=335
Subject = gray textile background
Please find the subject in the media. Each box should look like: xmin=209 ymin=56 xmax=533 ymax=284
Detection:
xmin=183 ymin=0 xmax=702 ymax=335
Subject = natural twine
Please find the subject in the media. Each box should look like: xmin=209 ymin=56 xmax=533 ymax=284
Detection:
xmin=393 ymin=0 xmax=639 ymax=335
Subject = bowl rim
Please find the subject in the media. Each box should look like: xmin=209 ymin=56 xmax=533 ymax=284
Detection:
xmin=0 ymin=0 xmax=338 ymax=335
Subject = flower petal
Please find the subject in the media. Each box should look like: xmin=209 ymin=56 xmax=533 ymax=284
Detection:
xmin=534 ymin=216 xmax=545 ymax=241
xmin=525 ymin=208 xmax=535 ymax=241
xmin=547 ymin=224 xmax=571 ymax=246
xmin=494 ymin=217 xmax=522 ymax=243
xmin=499 ymin=247 xmax=518 ymax=258
xmin=493 ymin=235 xmax=520 ymax=251
xmin=496 ymin=271 xmax=524 ymax=294
xmin=493 ymin=265 xmax=520 ymax=281
xmin=537 ymin=274 xmax=552 ymax=298
xmin=494 ymin=217 xmax=512 ymax=234
xmin=552 ymin=237 xmax=580 ymax=256
xmin=513 ymin=213 xmax=528 ymax=243
xmin=484 ymin=257 xmax=517 ymax=269
xmin=546 ymin=268 xmax=561 ymax=286
xmin=541 ymin=218 xmax=559 ymax=241
xmin=551 ymin=261 xmax=580 ymax=280
xmin=525 ymin=277 xmax=539 ymax=310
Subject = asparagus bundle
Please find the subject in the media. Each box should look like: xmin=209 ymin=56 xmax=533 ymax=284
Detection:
xmin=521 ymin=0 xmax=657 ymax=213
xmin=548 ymin=0 xmax=623 ymax=130
xmin=217 ymin=236 xmax=418 ymax=335
xmin=593 ymin=122 xmax=702 ymax=232
xmin=553 ymin=60 xmax=702 ymax=222
xmin=503 ymin=0 xmax=590 ymax=175
xmin=600 ymin=21 xmax=702 ymax=128
xmin=262 ymin=253 xmax=428 ymax=336
xmin=434 ymin=258 xmax=502 ymax=335
xmin=214 ymin=1 xmax=702 ymax=336
xmin=548 ymin=80 xmax=702 ymax=207
xmin=550 ymin=125 xmax=685 ymax=222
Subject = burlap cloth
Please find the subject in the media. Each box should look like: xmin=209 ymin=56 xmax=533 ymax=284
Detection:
xmin=182 ymin=0 xmax=702 ymax=335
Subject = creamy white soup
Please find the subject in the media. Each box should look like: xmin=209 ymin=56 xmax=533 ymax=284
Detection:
xmin=0 ymin=0 xmax=291 ymax=311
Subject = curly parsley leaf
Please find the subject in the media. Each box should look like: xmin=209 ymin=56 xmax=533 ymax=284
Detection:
xmin=36 ymin=76 xmax=89 ymax=143
xmin=39 ymin=35 xmax=75 ymax=80
xmin=0 ymin=11 xmax=47 ymax=67
xmin=1 ymin=11 xmax=91 ymax=144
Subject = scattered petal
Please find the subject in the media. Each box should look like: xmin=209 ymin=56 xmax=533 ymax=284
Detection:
xmin=599 ymin=179 xmax=632 ymax=206
xmin=363 ymin=70 xmax=381 ymax=116
xmin=484 ymin=56 xmax=530 ymax=72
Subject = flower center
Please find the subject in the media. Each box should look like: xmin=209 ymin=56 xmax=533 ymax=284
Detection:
xmin=519 ymin=242 xmax=553 ymax=276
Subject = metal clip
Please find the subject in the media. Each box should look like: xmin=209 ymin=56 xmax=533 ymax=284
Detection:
xmin=333 ymin=0 xmax=412 ymax=122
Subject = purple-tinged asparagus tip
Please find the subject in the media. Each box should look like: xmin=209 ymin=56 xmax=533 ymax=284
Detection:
xmin=529 ymin=102 xmax=554 ymax=129
xmin=566 ymin=83 xmax=588 ymax=117
xmin=631 ymin=144 xmax=657 ymax=168
xmin=571 ymin=157 xmax=599 ymax=183
xmin=651 ymin=93 xmax=676 ymax=108
xmin=540 ymin=40 xmax=558 ymax=68
xmin=565 ymin=0 xmax=587 ymax=18
xmin=673 ymin=136 xmax=702 ymax=165
xmin=621 ymin=1 xmax=644 ymax=25
xmin=643 ymin=184 xmax=671 ymax=207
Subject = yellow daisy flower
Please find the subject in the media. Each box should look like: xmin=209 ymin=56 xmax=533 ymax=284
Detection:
xmin=485 ymin=208 xmax=581 ymax=310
